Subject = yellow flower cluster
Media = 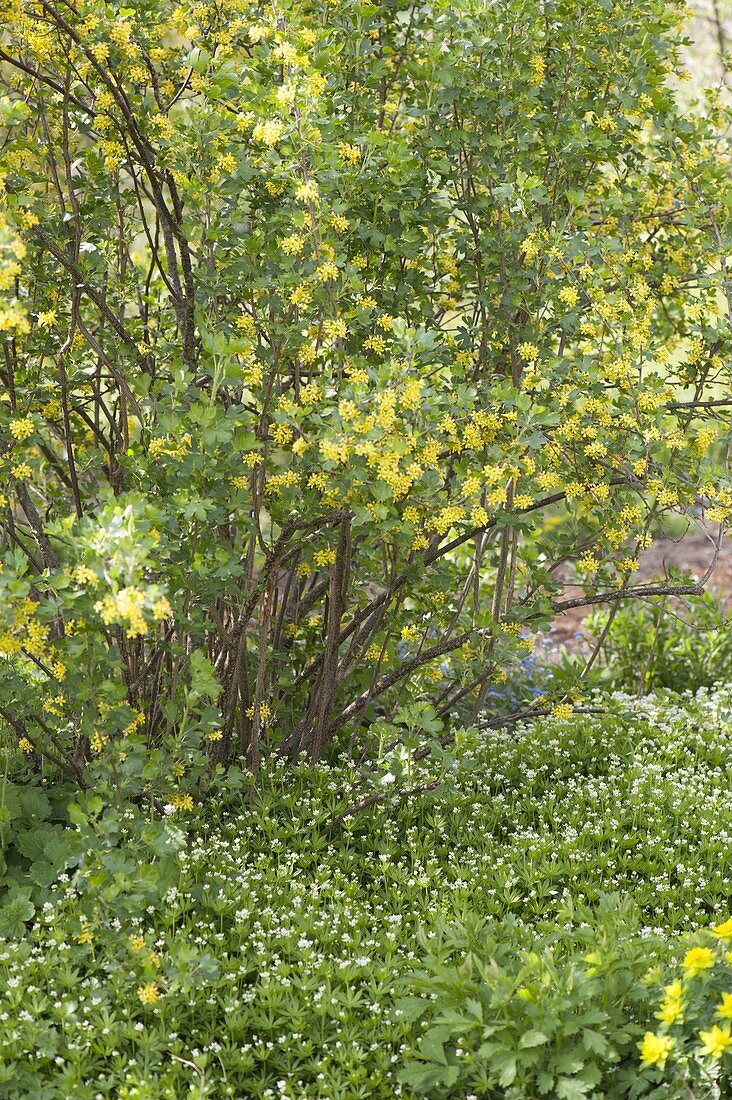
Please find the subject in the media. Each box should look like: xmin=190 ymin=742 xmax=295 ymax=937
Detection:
xmin=639 ymin=1031 xmax=674 ymax=1068
xmin=0 ymin=213 xmax=29 ymax=335
xmin=683 ymin=945 xmax=715 ymax=978
xmin=528 ymin=54 xmax=545 ymax=87
xmin=699 ymin=1024 xmax=732 ymax=1058
xmin=137 ymin=981 xmax=160 ymax=1005
xmin=252 ymin=118 xmax=285 ymax=148
xmin=90 ymin=731 xmax=109 ymax=754
xmin=148 ymin=434 xmax=191 ymax=460
xmin=170 ymin=792 xmax=194 ymax=812
xmin=95 ymin=587 xmax=171 ymax=639
xmin=266 ymin=471 xmax=299 ymax=494
xmin=281 ymin=233 xmax=305 ymax=256
xmin=0 ymin=596 xmax=48 ymax=659
xmin=246 ymin=701 xmax=272 ymax=724
xmin=8 ymin=417 xmax=34 ymax=441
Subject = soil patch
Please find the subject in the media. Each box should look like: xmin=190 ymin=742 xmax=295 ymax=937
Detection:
xmin=547 ymin=532 xmax=731 ymax=650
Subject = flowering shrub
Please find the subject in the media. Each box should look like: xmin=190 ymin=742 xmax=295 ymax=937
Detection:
xmin=0 ymin=0 xmax=730 ymax=781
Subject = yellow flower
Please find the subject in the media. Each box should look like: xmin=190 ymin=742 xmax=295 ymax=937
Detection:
xmin=38 ymin=398 xmax=60 ymax=420
xmin=281 ymin=233 xmax=305 ymax=256
xmin=137 ymin=981 xmax=160 ymax=1005
xmin=90 ymin=731 xmax=108 ymax=754
xmin=245 ymin=701 xmax=272 ymax=724
xmin=551 ymin=703 xmax=572 ymax=721
xmin=712 ymin=918 xmax=732 ymax=941
xmin=152 ymin=596 xmax=172 ymax=621
xmin=683 ymin=946 xmax=716 ymax=978
xmin=639 ymin=1031 xmax=674 ymax=1068
xmin=128 ymin=935 xmax=145 ymax=953
xmin=9 ymin=417 xmax=34 ymax=441
xmin=528 ymin=54 xmax=545 ymax=87
xmin=315 ymin=260 xmax=338 ymax=282
xmin=337 ymin=141 xmax=360 ymax=164
xmin=308 ymin=72 xmax=327 ymax=96
xmin=251 ymin=118 xmax=284 ymax=147
xmin=517 ymin=341 xmax=538 ymax=362
xmin=716 ymin=993 xmax=732 ymax=1020
xmin=18 ymin=737 xmax=34 ymax=753
xmin=698 ymin=1025 xmax=732 ymax=1059
xmin=656 ymin=999 xmax=683 ymax=1025
xmin=170 ymin=792 xmax=194 ymax=812
xmin=663 ymin=980 xmax=684 ymax=1001
xmin=289 ymin=285 xmax=312 ymax=308
xmin=558 ymin=286 xmax=579 ymax=308
xmin=272 ymin=423 xmax=293 ymax=444
xmin=295 ymin=180 xmax=318 ymax=204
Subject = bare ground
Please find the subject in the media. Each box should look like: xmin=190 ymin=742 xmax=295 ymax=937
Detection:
xmin=547 ymin=531 xmax=731 ymax=650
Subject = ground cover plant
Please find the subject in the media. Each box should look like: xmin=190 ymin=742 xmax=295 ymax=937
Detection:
xmin=0 ymin=691 xmax=730 ymax=1097
xmin=586 ymin=590 xmax=732 ymax=695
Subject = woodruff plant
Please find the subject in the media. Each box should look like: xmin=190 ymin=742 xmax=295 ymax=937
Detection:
xmin=0 ymin=0 xmax=730 ymax=785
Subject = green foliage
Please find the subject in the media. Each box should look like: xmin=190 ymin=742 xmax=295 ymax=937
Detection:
xmin=587 ymin=590 xmax=732 ymax=695
xmin=398 ymin=901 xmax=655 ymax=1098
xmin=0 ymin=0 xmax=730 ymax=780
xmin=0 ymin=1 xmax=730 ymax=1091
xmin=0 ymin=693 xmax=728 ymax=1097
xmin=399 ymin=912 xmax=732 ymax=1098
xmin=0 ymin=776 xmax=77 ymax=893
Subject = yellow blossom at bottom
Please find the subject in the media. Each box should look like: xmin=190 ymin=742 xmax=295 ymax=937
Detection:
xmin=683 ymin=946 xmax=716 ymax=978
xmin=639 ymin=1031 xmax=674 ymax=1068
xmin=698 ymin=1024 xmax=732 ymax=1059
xmin=712 ymin=917 xmax=732 ymax=941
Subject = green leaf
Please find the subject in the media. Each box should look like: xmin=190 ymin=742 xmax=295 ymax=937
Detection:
xmin=0 ymin=887 xmax=35 ymax=938
xmin=555 ymin=1077 xmax=592 ymax=1100
xmin=393 ymin=996 xmax=430 ymax=1022
xmin=419 ymin=1030 xmax=448 ymax=1066
xmin=520 ymin=1030 xmax=550 ymax=1048
xmin=493 ymin=1051 xmax=517 ymax=1087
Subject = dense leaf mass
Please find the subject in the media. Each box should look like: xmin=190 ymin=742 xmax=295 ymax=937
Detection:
xmin=0 ymin=693 xmax=730 ymax=1096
